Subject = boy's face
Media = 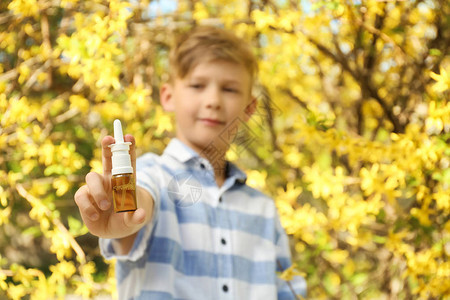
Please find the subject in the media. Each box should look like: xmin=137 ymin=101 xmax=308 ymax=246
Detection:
xmin=161 ymin=60 xmax=256 ymax=155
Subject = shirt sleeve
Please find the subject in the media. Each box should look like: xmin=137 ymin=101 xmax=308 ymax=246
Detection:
xmin=99 ymin=153 xmax=161 ymax=262
xmin=274 ymin=212 xmax=307 ymax=299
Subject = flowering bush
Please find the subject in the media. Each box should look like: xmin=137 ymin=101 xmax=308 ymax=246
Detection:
xmin=0 ymin=0 xmax=448 ymax=299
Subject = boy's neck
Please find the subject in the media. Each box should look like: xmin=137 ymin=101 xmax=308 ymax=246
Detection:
xmin=176 ymin=136 xmax=229 ymax=186
xmin=212 ymin=158 xmax=228 ymax=187
xmin=200 ymin=147 xmax=228 ymax=187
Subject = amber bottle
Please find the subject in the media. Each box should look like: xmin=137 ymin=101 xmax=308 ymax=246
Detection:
xmin=112 ymin=173 xmax=137 ymax=212
xmin=109 ymin=119 xmax=137 ymax=212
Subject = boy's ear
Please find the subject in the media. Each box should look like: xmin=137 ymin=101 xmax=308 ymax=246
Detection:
xmin=160 ymin=83 xmax=175 ymax=112
xmin=243 ymin=97 xmax=257 ymax=121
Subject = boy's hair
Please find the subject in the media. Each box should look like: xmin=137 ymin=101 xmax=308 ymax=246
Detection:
xmin=169 ymin=26 xmax=258 ymax=85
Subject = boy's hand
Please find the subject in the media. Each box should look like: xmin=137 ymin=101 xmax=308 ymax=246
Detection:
xmin=74 ymin=135 xmax=146 ymax=239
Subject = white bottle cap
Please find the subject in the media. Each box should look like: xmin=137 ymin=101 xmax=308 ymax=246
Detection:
xmin=109 ymin=119 xmax=133 ymax=176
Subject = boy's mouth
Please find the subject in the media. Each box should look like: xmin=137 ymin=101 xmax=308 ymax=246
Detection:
xmin=198 ymin=118 xmax=226 ymax=126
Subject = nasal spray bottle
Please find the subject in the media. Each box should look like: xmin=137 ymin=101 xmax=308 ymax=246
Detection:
xmin=109 ymin=119 xmax=137 ymax=213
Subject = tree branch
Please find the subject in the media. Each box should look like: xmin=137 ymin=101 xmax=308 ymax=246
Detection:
xmin=260 ymin=86 xmax=281 ymax=153
xmin=281 ymin=88 xmax=308 ymax=110
xmin=16 ymin=184 xmax=86 ymax=264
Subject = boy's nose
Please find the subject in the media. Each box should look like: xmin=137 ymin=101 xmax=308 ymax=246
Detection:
xmin=204 ymin=86 xmax=222 ymax=109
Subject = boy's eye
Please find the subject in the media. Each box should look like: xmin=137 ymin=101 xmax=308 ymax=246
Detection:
xmin=223 ymin=87 xmax=240 ymax=93
xmin=189 ymin=84 xmax=204 ymax=89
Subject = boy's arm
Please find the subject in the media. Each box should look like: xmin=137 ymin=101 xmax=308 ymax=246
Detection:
xmin=75 ymin=135 xmax=157 ymax=256
xmin=111 ymin=186 xmax=154 ymax=255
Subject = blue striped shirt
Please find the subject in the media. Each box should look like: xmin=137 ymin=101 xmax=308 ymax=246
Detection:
xmin=100 ymin=138 xmax=306 ymax=299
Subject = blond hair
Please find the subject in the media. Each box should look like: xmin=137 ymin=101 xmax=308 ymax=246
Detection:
xmin=169 ymin=26 xmax=258 ymax=85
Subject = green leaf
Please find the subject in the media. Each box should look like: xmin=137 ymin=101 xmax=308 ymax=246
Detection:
xmin=22 ymin=226 xmax=42 ymax=237
xmin=351 ymin=273 xmax=368 ymax=286
xmin=68 ymin=215 xmax=88 ymax=236
xmin=429 ymin=48 xmax=442 ymax=56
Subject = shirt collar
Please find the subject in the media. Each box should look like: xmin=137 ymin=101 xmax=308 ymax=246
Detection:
xmin=163 ymin=138 xmax=247 ymax=184
xmin=163 ymin=138 xmax=199 ymax=163
xmin=226 ymin=161 xmax=247 ymax=185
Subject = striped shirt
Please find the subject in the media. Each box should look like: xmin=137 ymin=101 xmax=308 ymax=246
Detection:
xmin=100 ymin=138 xmax=306 ymax=300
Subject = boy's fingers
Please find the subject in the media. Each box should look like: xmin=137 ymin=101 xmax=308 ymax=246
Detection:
xmin=124 ymin=134 xmax=136 ymax=176
xmin=74 ymin=185 xmax=100 ymax=221
xmin=85 ymin=172 xmax=110 ymax=211
xmin=102 ymin=135 xmax=115 ymax=177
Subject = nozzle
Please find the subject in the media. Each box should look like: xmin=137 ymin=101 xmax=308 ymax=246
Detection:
xmin=114 ymin=119 xmax=124 ymax=143
xmin=109 ymin=119 xmax=133 ymax=176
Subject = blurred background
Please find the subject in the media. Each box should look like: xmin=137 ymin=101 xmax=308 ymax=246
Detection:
xmin=0 ymin=0 xmax=449 ymax=299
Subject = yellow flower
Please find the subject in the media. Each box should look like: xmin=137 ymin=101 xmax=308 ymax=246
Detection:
xmin=246 ymin=170 xmax=267 ymax=189
xmin=430 ymin=67 xmax=450 ymax=92
xmin=278 ymin=264 xmax=306 ymax=281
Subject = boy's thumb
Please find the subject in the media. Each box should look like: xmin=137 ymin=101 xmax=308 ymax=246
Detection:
xmin=124 ymin=208 xmax=146 ymax=227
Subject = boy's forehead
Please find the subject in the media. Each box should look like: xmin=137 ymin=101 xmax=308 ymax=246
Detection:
xmin=185 ymin=60 xmax=250 ymax=82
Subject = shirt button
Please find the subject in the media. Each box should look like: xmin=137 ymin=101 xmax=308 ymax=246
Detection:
xmin=221 ymin=238 xmax=226 ymax=245
xmin=222 ymin=284 xmax=228 ymax=292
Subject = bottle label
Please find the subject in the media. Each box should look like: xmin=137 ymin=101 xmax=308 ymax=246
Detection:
xmin=113 ymin=177 xmax=135 ymax=191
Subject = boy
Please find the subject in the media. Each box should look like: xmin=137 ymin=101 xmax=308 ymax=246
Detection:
xmin=74 ymin=26 xmax=306 ymax=299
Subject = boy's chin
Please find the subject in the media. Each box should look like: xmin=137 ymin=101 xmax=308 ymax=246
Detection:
xmin=186 ymin=134 xmax=231 ymax=153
